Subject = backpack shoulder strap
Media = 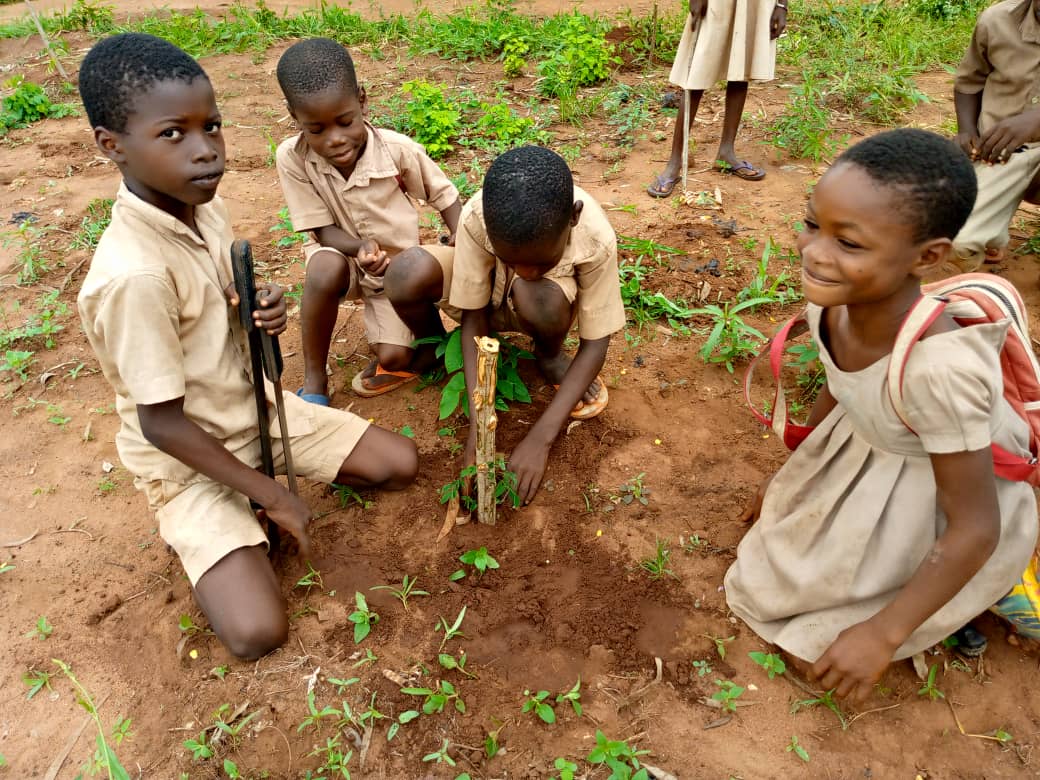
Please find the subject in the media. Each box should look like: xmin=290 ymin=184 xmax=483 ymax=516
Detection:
xmin=886 ymin=295 xmax=949 ymax=433
xmin=744 ymin=310 xmax=815 ymax=450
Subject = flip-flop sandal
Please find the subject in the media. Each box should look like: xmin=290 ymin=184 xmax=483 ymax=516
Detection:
xmin=950 ymin=624 xmax=988 ymax=657
xmin=554 ymin=376 xmax=609 ymax=420
xmin=646 ymin=174 xmax=680 ymax=199
xmin=295 ymin=388 xmax=330 ymax=406
xmin=351 ymin=362 xmax=418 ymax=398
xmin=714 ymin=160 xmax=766 ymax=181
xmin=984 ymin=247 xmax=1006 ymax=264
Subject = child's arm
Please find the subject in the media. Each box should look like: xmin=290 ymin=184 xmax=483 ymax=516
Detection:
xmin=313 ymin=225 xmax=389 ymax=277
xmin=138 ymin=398 xmax=313 ymax=555
xmin=952 ymin=17 xmax=990 ymax=159
xmin=440 ymin=198 xmax=462 ymax=244
xmin=509 ymin=337 xmax=610 ymax=504
xmin=811 ymin=447 xmax=1000 ymax=701
xmin=954 ymin=89 xmax=982 ymax=159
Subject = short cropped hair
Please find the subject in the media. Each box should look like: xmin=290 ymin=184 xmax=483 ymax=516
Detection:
xmin=276 ymin=38 xmax=359 ymax=106
xmin=78 ymin=33 xmax=207 ymax=132
xmin=836 ymin=128 xmax=977 ymax=242
xmin=483 ymin=146 xmax=574 ymax=245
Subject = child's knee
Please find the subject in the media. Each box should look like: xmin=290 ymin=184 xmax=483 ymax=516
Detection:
xmin=373 ymin=343 xmax=413 ymax=372
xmin=511 ymin=279 xmax=572 ymax=334
xmin=306 ymin=250 xmax=352 ymax=294
xmin=384 ymin=247 xmax=442 ymax=303
xmin=219 ymin=611 xmax=288 ymax=660
xmin=383 ymin=436 xmax=419 ymax=489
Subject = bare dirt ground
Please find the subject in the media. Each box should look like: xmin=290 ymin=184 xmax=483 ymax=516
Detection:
xmin=2 ymin=2 xmax=1040 ymax=778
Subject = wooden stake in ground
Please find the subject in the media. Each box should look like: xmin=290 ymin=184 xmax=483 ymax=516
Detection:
xmin=23 ymin=0 xmax=69 ymax=80
xmin=473 ymin=336 xmax=500 ymax=525
xmin=681 ymin=87 xmax=690 ymax=194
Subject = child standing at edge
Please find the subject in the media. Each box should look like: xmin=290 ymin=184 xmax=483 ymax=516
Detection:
xmin=385 ymin=146 xmax=626 ymax=505
xmin=726 ymin=130 xmax=1038 ymax=700
xmin=647 ymin=0 xmax=788 ymax=197
xmin=77 ymin=33 xmax=417 ymax=660
xmin=275 ymin=38 xmax=462 ymax=404
xmin=952 ymin=0 xmax=1040 ymax=269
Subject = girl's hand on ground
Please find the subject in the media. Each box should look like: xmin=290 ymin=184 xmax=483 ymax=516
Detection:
xmin=689 ymin=0 xmax=708 ymax=21
xmin=508 ymin=435 xmax=551 ymax=505
xmin=739 ymin=473 xmax=774 ymax=523
xmin=255 ymin=283 xmax=287 ymax=335
xmin=956 ymin=131 xmax=981 ymax=161
xmin=263 ymin=488 xmax=313 ymax=558
xmin=357 ymin=239 xmax=390 ymax=276
xmin=770 ymin=5 xmax=787 ymax=39
xmin=810 ymin=621 xmax=897 ymax=702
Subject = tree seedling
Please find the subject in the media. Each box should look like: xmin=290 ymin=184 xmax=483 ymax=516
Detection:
xmin=348 ymin=591 xmax=379 ymax=644
xmin=553 ymin=757 xmax=579 ymax=780
xmin=178 ymin=614 xmax=211 ymax=637
xmin=298 ymin=690 xmax=341 ymax=733
xmin=22 ymin=668 xmax=53 ymax=700
xmin=639 ymin=539 xmax=677 ymax=581
xmin=328 ymin=676 xmax=360 ymax=694
xmin=439 ymin=651 xmax=477 ymax=679
xmin=692 ymin=659 xmax=713 ymax=677
xmin=402 ymin=680 xmax=466 ymax=714
xmin=422 ymin=738 xmax=456 ymax=766
xmin=295 ymin=562 xmax=324 ymax=592
xmin=436 ymin=606 xmax=468 ymax=652
xmin=352 ymin=648 xmax=378 ymax=669
xmin=459 ymin=547 xmax=499 ymax=577
xmin=183 ymin=731 xmax=214 ymax=760
xmin=749 ymin=651 xmax=786 ymax=679
xmin=556 ymin=678 xmax=582 ymax=716
xmin=786 ymin=735 xmax=810 ymax=762
xmin=26 ymin=616 xmax=53 ymax=640
xmin=371 ymin=574 xmax=429 ymax=610
xmin=711 ymin=679 xmax=745 ymax=713
xmin=587 ymin=730 xmax=651 ymax=779
xmin=701 ymin=633 xmax=735 ymax=660
xmin=332 ymin=483 xmax=372 ymax=509
xmin=522 ymin=689 xmax=555 ymax=724
xmin=918 ymin=664 xmax=945 ymax=701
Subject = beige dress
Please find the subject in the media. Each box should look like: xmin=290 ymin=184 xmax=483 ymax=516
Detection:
xmin=725 ymin=304 xmax=1038 ymax=662
xmin=669 ymin=0 xmax=778 ymax=90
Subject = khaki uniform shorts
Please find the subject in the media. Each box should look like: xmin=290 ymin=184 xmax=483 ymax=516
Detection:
xmin=137 ymin=398 xmax=369 ymax=585
xmin=422 ymin=244 xmax=577 ymax=330
xmin=953 ymin=144 xmax=1040 ymax=271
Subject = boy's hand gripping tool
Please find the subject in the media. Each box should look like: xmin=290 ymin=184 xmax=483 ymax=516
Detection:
xmin=231 ymin=239 xmax=299 ymax=499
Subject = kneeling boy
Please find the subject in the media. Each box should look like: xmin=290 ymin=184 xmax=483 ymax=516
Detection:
xmin=275 ymin=38 xmax=461 ymax=403
xmin=77 ymin=34 xmax=417 ymax=659
xmin=385 ymin=146 xmax=625 ymax=504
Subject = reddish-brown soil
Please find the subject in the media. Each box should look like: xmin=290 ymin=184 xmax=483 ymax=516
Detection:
xmin=2 ymin=2 xmax=1040 ymax=778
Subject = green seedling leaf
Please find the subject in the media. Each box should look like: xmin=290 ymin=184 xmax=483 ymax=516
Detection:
xmin=449 ymin=569 xmax=466 ymax=581
xmin=749 ymin=651 xmax=786 ymax=679
xmin=348 ymin=591 xmax=379 ymax=644
xmin=459 ymin=547 xmax=499 ymax=575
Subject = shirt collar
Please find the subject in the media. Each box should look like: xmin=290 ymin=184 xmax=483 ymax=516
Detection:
xmin=304 ymin=123 xmax=399 ymax=188
xmin=115 ymin=181 xmax=215 ymax=246
xmin=1016 ymin=0 xmax=1040 ymax=44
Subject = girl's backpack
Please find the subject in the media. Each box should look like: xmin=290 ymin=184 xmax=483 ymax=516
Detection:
xmin=745 ymin=273 xmax=1040 ymax=486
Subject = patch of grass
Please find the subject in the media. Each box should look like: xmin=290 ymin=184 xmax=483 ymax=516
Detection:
xmin=639 ymin=539 xmax=677 ymax=581
xmin=536 ymin=12 xmax=619 ymax=98
xmin=71 ymin=197 xmax=114 ymax=250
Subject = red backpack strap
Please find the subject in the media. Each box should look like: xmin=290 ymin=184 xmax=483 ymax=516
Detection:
xmin=744 ymin=311 xmax=816 ymax=450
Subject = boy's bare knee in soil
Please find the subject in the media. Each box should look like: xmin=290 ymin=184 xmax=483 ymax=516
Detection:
xmin=336 ymin=424 xmax=418 ymax=490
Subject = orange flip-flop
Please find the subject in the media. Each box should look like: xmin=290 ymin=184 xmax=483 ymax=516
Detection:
xmin=351 ymin=362 xmax=418 ymax=398
xmin=554 ymin=376 xmax=609 ymax=420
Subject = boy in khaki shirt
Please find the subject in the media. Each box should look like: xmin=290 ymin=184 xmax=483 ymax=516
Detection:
xmin=953 ymin=0 xmax=1040 ymax=268
xmin=275 ymin=38 xmax=461 ymax=404
xmin=386 ymin=146 xmax=625 ymax=505
xmin=77 ymin=34 xmax=417 ymax=660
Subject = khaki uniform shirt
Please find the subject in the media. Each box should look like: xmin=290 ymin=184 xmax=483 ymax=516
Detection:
xmin=78 ymin=184 xmax=272 ymax=483
xmin=955 ymin=0 xmax=1040 ymax=135
xmin=448 ymin=186 xmax=626 ymax=341
xmin=276 ymin=124 xmax=459 ymax=254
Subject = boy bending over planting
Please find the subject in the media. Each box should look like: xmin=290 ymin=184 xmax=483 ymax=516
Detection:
xmin=385 ymin=146 xmax=625 ymax=504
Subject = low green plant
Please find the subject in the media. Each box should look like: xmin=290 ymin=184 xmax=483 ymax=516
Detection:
xmin=53 ymin=659 xmax=131 ymax=780
xmin=468 ymin=100 xmax=549 ymax=152
xmin=297 ymin=690 xmax=341 ymax=733
xmin=611 ymin=472 xmax=650 ymax=507
xmin=1 ymin=75 xmax=77 ymax=133
xmin=71 ymin=198 xmax=114 ymax=250
xmin=500 ymin=33 xmax=529 ymax=77
xmin=348 ymin=591 xmax=379 ymax=643
xmin=178 ymin=614 xmax=210 ymax=637
xmin=786 ymin=735 xmax=810 ymax=762
xmin=435 ymin=606 xmax=468 ymax=652
xmin=737 ymin=241 xmax=801 ymax=308
xmin=23 ymin=668 xmax=53 ymax=700
xmin=440 ymin=458 xmax=521 ymax=516
xmin=26 ymin=616 xmax=53 ymax=640
xmin=211 ymin=703 xmax=259 ymax=749
xmin=702 ymin=633 xmax=735 ymax=660
xmin=438 ymin=650 xmax=476 ymax=679
xmin=603 ymin=84 xmax=652 ymax=147
xmin=3 ymin=221 xmax=50 ymax=284
xmin=371 ymin=574 xmax=429 ymax=610
xmin=332 ymin=482 xmax=372 ymax=509
xmin=537 ymin=13 xmax=618 ymax=98
xmin=690 ymin=299 xmax=771 ymax=373
xmin=1 ymin=349 xmax=34 ymax=381
xmin=711 ymin=679 xmax=745 ymax=713
xmin=522 ymin=689 xmax=555 ymax=723
xmin=422 ymin=738 xmax=456 ymax=766
xmin=459 ymin=547 xmax=499 ymax=576
xmin=402 ymin=679 xmax=466 ymax=714
xmin=553 ymin=757 xmax=579 ymax=780
xmin=792 ymin=688 xmax=848 ymax=730
xmin=749 ymin=651 xmax=787 ymax=679
xmin=639 ymin=539 xmax=676 ymax=581
xmin=183 ymin=731 xmax=213 ymax=760
xmin=768 ymin=70 xmax=845 ymax=162
xmin=586 ymin=730 xmax=651 ymax=780
xmin=295 ymin=561 xmax=324 ymax=592
xmin=401 ymin=80 xmax=460 ymax=158
xmin=0 ymin=560 xmax=14 ymax=574
xmin=918 ymin=664 xmax=945 ymax=701
xmin=268 ymin=206 xmax=306 ymax=247
xmin=556 ymin=678 xmax=582 ymax=716
xmin=306 ymin=734 xmax=352 ymax=777
xmin=692 ymin=659 xmax=713 ymax=677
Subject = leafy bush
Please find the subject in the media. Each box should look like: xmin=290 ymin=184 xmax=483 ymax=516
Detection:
xmin=1 ymin=77 xmax=77 ymax=133
xmin=400 ymin=80 xmax=460 ymax=158
xmin=536 ymin=14 xmax=618 ymax=97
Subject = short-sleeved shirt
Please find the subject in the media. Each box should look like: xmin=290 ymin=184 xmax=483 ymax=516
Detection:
xmin=955 ymin=0 xmax=1040 ymax=135
xmin=78 ymin=184 xmax=293 ymax=483
xmin=276 ymin=124 xmax=459 ymax=254
xmin=448 ymin=186 xmax=626 ymax=341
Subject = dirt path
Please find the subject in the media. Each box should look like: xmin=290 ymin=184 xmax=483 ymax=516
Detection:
xmin=1 ymin=5 xmax=1039 ymax=779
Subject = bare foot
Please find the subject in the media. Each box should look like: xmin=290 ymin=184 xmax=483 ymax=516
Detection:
xmin=537 ymin=352 xmax=600 ymax=404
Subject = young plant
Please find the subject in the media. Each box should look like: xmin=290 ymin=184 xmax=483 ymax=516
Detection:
xmin=436 ymin=606 xmax=468 ymax=652
xmin=401 ymin=679 xmax=466 ymax=714
xmin=556 ymin=678 xmax=582 ymax=716
xmin=372 ymin=575 xmax=429 ymax=610
xmin=792 ymin=688 xmax=848 ymax=730
xmin=918 ymin=664 xmax=945 ymax=701
xmin=211 ymin=704 xmax=259 ymax=749
xmin=521 ymin=689 xmax=555 ymax=724
xmin=749 ymin=651 xmax=787 ymax=679
xmin=438 ymin=650 xmax=476 ymax=679
xmin=332 ymin=482 xmax=372 ymax=509
xmin=692 ymin=659 xmax=713 ymax=677
xmin=786 ymin=735 xmax=810 ymax=762
xmin=297 ymin=690 xmax=341 ymax=733
xmin=1 ymin=76 xmax=77 ymax=133
xmin=26 ymin=616 xmax=53 ymax=640
xmin=295 ymin=562 xmax=324 ymax=592
xmin=737 ymin=240 xmax=801 ymax=308
xmin=71 ymin=197 xmax=114 ymax=250
xmin=400 ymin=80 xmax=460 ymax=158
xmin=611 ymin=472 xmax=651 ymax=508
xmin=459 ymin=547 xmax=499 ymax=576
xmin=639 ymin=539 xmax=677 ymax=581
xmin=711 ymin=679 xmax=745 ymax=713
xmin=422 ymin=738 xmax=457 ymax=766
xmin=268 ymin=206 xmax=306 ymax=247
xmin=0 ymin=560 xmax=14 ymax=574
xmin=553 ymin=757 xmax=579 ymax=780
xmin=701 ymin=633 xmax=735 ymax=660
xmin=586 ymin=730 xmax=651 ymax=780
xmin=352 ymin=648 xmax=378 ymax=669
xmin=306 ymin=734 xmax=353 ymax=777
xmin=327 ymin=676 xmax=359 ymax=694
xmin=22 ymin=668 xmax=53 ymax=700
xmin=348 ymin=591 xmax=379 ymax=644
xmin=183 ymin=731 xmax=213 ymax=760
xmin=178 ymin=614 xmax=211 ymax=637
xmin=690 ymin=299 xmax=772 ymax=373
xmin=52 ymin=659 xmax=131 ymax=780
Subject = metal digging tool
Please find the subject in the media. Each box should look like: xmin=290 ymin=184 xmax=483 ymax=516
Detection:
xmin=231 ymin=239 xmax=299 ymax=549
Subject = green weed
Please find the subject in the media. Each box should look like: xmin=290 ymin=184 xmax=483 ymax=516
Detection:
xmin=749 ymin=651 xmax=787 ymax=679
xmin=918 ymin=663 xmax=945 ymax=701
xmin=587 ymin=730 xmax=651 ymax=780
xmin=331 ymin=482 xmax=372 ymax=509
xmin=556 ymin=678 xmax=582 ymax=716
xmin=537 ymin=13 xmax=618 ymax=98
xmin=71 ymin=198 xmax=114 ymax=250
xmin=690 ymin=299 xmax=770 ymax=373
xmin=792 ymin=688 xmax=848 ymax=730
xmin=53 ymin=660 xmax=131 ymax=779
xmin=702 ymin=633 xmax=735 ymax=660
xmin=737 ymin=240 xmax=801 ymax=308
xmin=438 ymin=650 xmax=476 ymax=679
xmin=786 ymin=735 xmax=810 ymax=762
xmin=459 ymin=547 xmax=499 ymax=576
xmin=22 ymin=668 xmax=53 ymax=700
xmin=400 ymin=80 xmax=460 ymax=158
xmin=3 ymin=221 xmax=50 ymax=284
xmin=371 ymin=574 xmax=429 ymax=610
xmin=26 ymin=616 xmax=53 ymax=640
xmin=348 ymin=591 xmax=379 ymax=644
xmin=422 ymin=738 xmax=456 ymax=766
xmin=639 ymin=539 xmax=677 ymax=581
xmin=711 ymin=679 xmax=745 ymax=712
xmin=269 ymin=206 xmax=306 ymax=247
xmin=402 ymin=680 xmax=466 ymax=715
xmin=1 ymin=76 xmax=77 ymax=133
xmin=435 ymin=606 xmax=468 ymax=652
xmin=521 ymin=689 xmax=555 ymax=724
